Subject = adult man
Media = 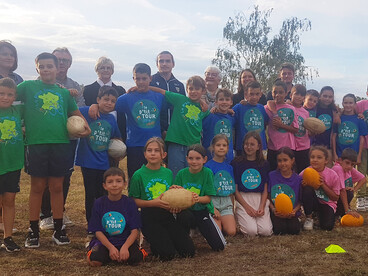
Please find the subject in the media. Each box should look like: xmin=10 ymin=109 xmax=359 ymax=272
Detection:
xmin=150 ymin=51 xmax=185 ymax=132
xmin=266 ymin=62 xmax=295 ymax=101
xmin=203 ymin=66 xmax=221 ymax=109
xmin=39 ymin=47 xmax=84 ymax=230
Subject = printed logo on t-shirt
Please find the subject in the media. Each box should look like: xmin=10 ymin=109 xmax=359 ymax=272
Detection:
xmin=277 ymin=108 xmax=294 ymax=133
xmin=318 ymin=114 xmax=332 ymax=130
xmin=214 ymin=118 xmax=232 ymax=140
xmin=181 ymin=101 xmax=201 ymax=126
xmin=345 ymin=177 xmax=353 ymax=188
xmin=35 ymin=90 xmax=64 ymax=116
xmin=241 ymin=169 xmax=262 ymax=190
xmin=102 ymin=211 xmax=126 ymax=236
xmin=132 ymin=99 xmax=159 ymax=129
xmin=89 ymin=120 xmax=112 ymax=151
xmin=315 ymin=187 xmax=329 ymax=202
xmin=183 ymin=183 xmax=201 ymax=195
xmin=338 ymin=121 xmax=358 ymax=145
xmin=295 ymin=115 xmax=306 ymax=137
xmin=0 ymin=117 xmax=21 ymax=144
xmin=145 ymin=178 xmax=170 ymax=200
xmin=243 ymin=108 xmax=264 ymax=132
xmin=270 ymin=184 xmax=296 ymax=206
xmin=308 ymin=110 xmax=316 ymax=118
xmin=213 ymin=170 xmax=235 ymax=196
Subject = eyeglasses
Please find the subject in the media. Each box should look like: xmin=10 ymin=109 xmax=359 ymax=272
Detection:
xmin=205 ymin=72 xmax=218 ymax=77
xmin=98 ymin=66 xmax=112 ymax=71
xmin=58 ymin=58 xmax=71 ymax=64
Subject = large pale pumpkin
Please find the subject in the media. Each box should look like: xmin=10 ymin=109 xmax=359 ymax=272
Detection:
xmin=161 ymin=189 xmax=195 ymax=209
xmin=67 ymin=116 xmax=85 ymax=137
xmin=303 ymin=117 xmax=326 ymax=134
xmin=302 ymin=168 xmax=321 ymax=189
xmin=275 ymin=193 xmax=293 ymax=214
xmin=341 ymin=214 xmax=364 ymax=227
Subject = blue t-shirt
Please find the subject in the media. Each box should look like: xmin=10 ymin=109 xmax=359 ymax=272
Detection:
xmin=76 ymin=106 xmax=121 ymax=170
xmin=231 ymin=159 xmax=270 ymax=194
xmin=115 ymin=90 xmax=164 ymax=147
xmin=233 ymin=103 xmax=269 ymax=150
xmin=88 ymin=195 xmax=141 ymax=248
xmin=202 ymin=113 xmax=235 ymax=162
xmin=333 ymin=114 xmax=367 ymax=157
xmin=205 ymin=159 xmax=235 ymax=196
xmin=312 ymin=106 xmax=334 ymax=148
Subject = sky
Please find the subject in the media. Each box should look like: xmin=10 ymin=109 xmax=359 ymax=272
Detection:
xmin=1 ymin=0 xmax=367 ymax=104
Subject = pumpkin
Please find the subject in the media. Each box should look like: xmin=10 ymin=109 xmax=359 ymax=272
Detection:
xmin=161 ymin=189 xmax=195 ymax=209
xmin=302 ymin=167 xmax=321 ymax=189
xmin=303 ymin=117 xmax=326 ymax=134
xmin=275 ymin=193 xmax=293 ymax=214
xmin=108 ymin=139 xmax=127 ymax=159
xmin=67 ymin=116 xmax=85 ymax=137
xmin=340 ymin=214 xmax=364 ymax=227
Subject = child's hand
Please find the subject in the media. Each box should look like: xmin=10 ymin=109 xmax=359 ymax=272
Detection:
xmin=210 ymin=106 xmax=218 ymax=114
xmin=119 ymin=245 xmax=130 ymax=261
xmin=68 ymin=88 xmax=79 ymax=97
xmin=333 ymin=153 xmax=339 ymax=163
xmin=153 ymin=194 xmax=170 ymax=210
xmin=227 ymin=109 xmax=235 ymax=116
xmin=245 ymin=206 xmax=257 ymax=218
xmin=169 ymin=207 xmax=182 ymax=214
xmin=240 ymin=99 xmax=247 ymax=106
xmin=272 ymin=117 xmax=283 ymax=129
xmin=267 ymin=100 xmax=277 ymax=115
xmin=75 ymin=123 xmax=91 ymax=138
xmin=169 ymin=185 xmax=184 ymax=189
xmin=199 ymin=99 xmax=208 ymax=112
xmin=109 ymin=246 xmax=120 ymax=261
xmin=127 ymin=86 xmax=138 ymax=93
xmin=256 ymin=207 xmax=264 ymax=217
xmin=213 ymin=208 xmax=221 ymax=219
xmin=347 ymin=210 xmax=361 ymax=218
xmin=346 ymin=187 xmax=354 ymax=192
xmin=192 ymin=192 xmax=200 ymax=203
xmin=358 ymin=113 xmax=364 ymax=120
xmin=357 ymin=154 xmax=362 ymax=165
xmin=88 ymin=104 xmax=100 ymax=120
xmin=333 ymin=111 xmax=341 ymax=124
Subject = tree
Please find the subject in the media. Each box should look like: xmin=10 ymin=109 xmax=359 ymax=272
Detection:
xmin=213 ymin=6 xmax=318 ymax=93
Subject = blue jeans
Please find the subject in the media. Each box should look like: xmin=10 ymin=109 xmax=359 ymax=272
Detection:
xmin=168 ymin=143 xmax=187 ymax=178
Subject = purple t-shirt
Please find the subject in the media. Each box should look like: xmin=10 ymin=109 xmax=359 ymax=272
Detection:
xmin=88 ymin=195 xmax=141 ymax=247
xmin=312 ymin=106 xmax=334 ymax=148
xmin=232 ymin=159 xmax=270 ymax=194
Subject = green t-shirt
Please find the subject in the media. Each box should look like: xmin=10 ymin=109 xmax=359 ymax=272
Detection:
xmin=0 ymin=105 xmax=24 ymax=175
xmin=129 ymin=165 xmax=173 ymax=201
xmin=17 ymin=80 xmax=78 ymax=145
xmin=165 ymin=91 xmax=209 ymax=146
xmin=174 ymin=167 xmax=215 ymax=214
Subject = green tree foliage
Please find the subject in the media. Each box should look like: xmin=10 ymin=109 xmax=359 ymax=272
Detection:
xmin=213 ymin=6 xmax=318 ymax=93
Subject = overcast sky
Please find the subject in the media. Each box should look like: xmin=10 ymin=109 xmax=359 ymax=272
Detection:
xmin=1 ymin=0 xmax=367 ymax=104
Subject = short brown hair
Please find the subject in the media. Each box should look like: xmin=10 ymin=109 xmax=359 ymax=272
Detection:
xmin=103 ymin=167 xmax=126 ymax=183
xmin=280 ymin=62 xmax=295 ymax=73
xmin=0 ymin=77 xmax=17 ymax=90
xmin=0 ymin=40 xmax=19 ymax=72
xmin=215 ymin=88 xmax=232 ymax=100
xmin=186 ymin=76 xmax=206 ymax=90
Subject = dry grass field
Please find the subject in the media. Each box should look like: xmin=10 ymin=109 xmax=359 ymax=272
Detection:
xmin=1 ymin=162 xmax=368 ymax=275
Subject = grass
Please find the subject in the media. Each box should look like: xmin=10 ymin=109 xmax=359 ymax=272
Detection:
xmin=1 ymin=162 xmax=368 ymax=275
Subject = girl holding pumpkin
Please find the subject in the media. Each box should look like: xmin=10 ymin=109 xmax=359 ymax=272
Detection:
xmin=268 ymin=147 xmax=302 ymax=235
xmin=300 ymin=146 xmax=343 ymax=231
xmin=231 ymin=131 xmax=272 ymax=236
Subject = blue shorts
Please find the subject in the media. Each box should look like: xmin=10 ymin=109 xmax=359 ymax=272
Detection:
xmin=0 ymin=170 xmax=21 ymax=194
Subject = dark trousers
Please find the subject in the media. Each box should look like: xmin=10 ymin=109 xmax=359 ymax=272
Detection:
xmin=270 ymin=212 xmax=300 ymax=235
xmin=336 ymin=190 xmax=354 ymax=217
xmin=127 ymin=147 xmax=146 ymax=181
xmin=294 ymin=149 xmax=310 ymax=174
xmin=302 ymin=186 xmax=335 ymax=231
xmin=177 ymin=209 xmax=226 ymax=251
xmin=81 ymin=167 xmax=106 ymax=222
xmin=141 ymin=208 xmax=195 ymax=261
xmin=267 ymin=149 xmax=279 ymax=171
xmin=88 ymin=241 xmax=143 ymax=265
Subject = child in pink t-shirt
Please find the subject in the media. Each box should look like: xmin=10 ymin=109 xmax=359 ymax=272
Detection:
xmin=265 ymin=80 xmax=298 ymax=171
xmin=333 ymin=148 xmax=366 ymax=218
xmin=300 ymin=146 xmax=343 ymax=231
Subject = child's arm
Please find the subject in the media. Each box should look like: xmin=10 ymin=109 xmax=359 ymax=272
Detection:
xmin=357 ymin=136 xmax=364 ymax=164
xmin=88 ymin=104 xmax=100 ymax=120
xmin=272 ymin=117 xmax=299 ymax=134
xmin=133 ymin=195 xmax=170 ymax=210
xmin=339 ymin=188 xmax=360 ymax=218
xmin=192 ymin=193 xmax=211 ymax=204
xmin=256 ymin=183 xmax=269 ymax=217
xmin=354 ymin=177 xmax=367 ymax=193
xmin=287 ymin=202 xmax=301 ymax=219
xmin=95 ymin=231 xmax=120 ymax=261
xmin=119 ymin=229 xmax=139 ymax=262
xmin=235 ymin=185 xmax=257 ymax=217
xmin=333 ymin=110 xmax=341 ymax=124
xmin=331 ymin=133 xmax=338 ymax=162
xmin=148 ymin=86 xmax=166 ymax=95
xmin=266 ymin=100 xmax=277 ymax=115
xmin=69 ymin=109 xmax=91 ymax=137
xmin=320 ymin=176 xmax=339 ymax=201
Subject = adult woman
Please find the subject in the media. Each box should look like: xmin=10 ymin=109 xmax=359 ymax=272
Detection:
xmin=232 ymin=69 xmax=266 ymax=106
xmin=0 ymin=40 xmax=23 ymax=84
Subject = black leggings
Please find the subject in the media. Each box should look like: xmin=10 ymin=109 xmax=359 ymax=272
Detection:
xmin=270 ymin=212 xmax=300 ymax=235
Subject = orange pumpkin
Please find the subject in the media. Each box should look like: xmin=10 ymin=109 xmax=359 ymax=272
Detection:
xmin=302 ymin=168 xmax=321 ymax=189
xmin=275 ymin=193 xmax=293 ymax=214
xmin=340 ymin=214 xmax=364 ymax=227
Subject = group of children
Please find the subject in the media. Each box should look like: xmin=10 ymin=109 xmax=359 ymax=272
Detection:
xmin=1 ymin=51 xmax=368 ymax=268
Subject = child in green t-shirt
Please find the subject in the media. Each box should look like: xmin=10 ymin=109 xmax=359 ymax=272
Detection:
xmin=17 ymin=53 xmax=91 ymax=248
xmin=129 ymin=137 xmax=194 ymax=260
xmin=0 ymin=78 xmax=23 ymax=252
xmin=175 ymin=144 xmax=226 ymax=251
xmin=149 ymin=76 xmax=209 ymax=177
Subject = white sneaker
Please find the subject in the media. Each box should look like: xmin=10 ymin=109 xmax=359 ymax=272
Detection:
xmin=356 ymin=198 xmax=366 ymax=212
xmin=40 ymin=217 xmax=54 ymax=230
xmin=364 ymin=197 xmax=368 ymax=209
xmin=303 ymin=218 xmax=314 ymax=231
xmin=63 ymin=213 xmax=74 ymax=227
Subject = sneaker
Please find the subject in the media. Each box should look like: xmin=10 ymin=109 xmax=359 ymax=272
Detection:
xmin=356 ymin=198 xmax=366 ymax=212
xmin=1 ymin=237 xmax=21 ymax=252
xmin=0 ymin=223 xmax=18 ymax=234
xmin=365 ymin=197 xmax=368 ymax=209
xmin=52 ymin=228 xmax=70 ymax=245
xmin=303 ymin=218 xmax=314 ymax=231
xmin=63 ymin=213 xmax=74 ymax=227
xmin=40 ymin=217 xmax=54 ymax=230
xmin=25 ymin=229 xmax=40 ymax=248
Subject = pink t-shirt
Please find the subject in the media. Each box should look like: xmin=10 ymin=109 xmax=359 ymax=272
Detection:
xmin=294 ymin=106 xmax=310 ymax=151
xmin=300 ymin=166 xmax=343 ymax=212
xmin=265 ymin=103 xmax=298 ymax=150
xmin=356 ymin=100 xmax=368 ymax=148
xmin=332 ymin=163 xmax=365 ymax=189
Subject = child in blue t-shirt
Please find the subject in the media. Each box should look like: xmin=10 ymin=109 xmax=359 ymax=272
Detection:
xmin=202 ymin=88 xmax=235 ymax=162
xmin=233 ymin=81 xmax=269 ymax=156
xmin=76 ymin=86 xmax=121 ymax=223
xmin=87 ymin=168 xmax=145 ymax=266
xmin=205 ymin=134 xmax=236 ymax=236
